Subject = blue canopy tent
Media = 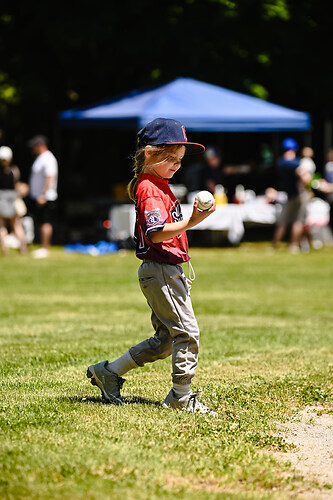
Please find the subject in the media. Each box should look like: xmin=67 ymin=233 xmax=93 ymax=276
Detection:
xmin=56 ymin=79 xmax=312 ymax=245
xmin=58 ymin=77 xmax=311 ymax=132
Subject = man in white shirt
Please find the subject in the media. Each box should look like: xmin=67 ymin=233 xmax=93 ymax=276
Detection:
xmin=27 ymin=135 xmax=58 ymax=258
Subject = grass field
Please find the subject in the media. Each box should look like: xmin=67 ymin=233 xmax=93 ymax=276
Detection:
xmin=0 ymin=244 xmax=332 ymax=499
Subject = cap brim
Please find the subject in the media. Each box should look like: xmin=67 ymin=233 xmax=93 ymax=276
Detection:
xmin=165 ymin=142 xmax=205 ymax=155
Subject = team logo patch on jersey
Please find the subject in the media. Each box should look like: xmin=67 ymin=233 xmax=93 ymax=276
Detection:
xmin=145 ymin=208 xmax=162 ymax=227
xmin=171 ymin=202 xmax=183 ymax=222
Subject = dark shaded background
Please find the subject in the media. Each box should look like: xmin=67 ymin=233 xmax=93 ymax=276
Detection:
xmin=1 ymin=0 xmax=332 ymax=242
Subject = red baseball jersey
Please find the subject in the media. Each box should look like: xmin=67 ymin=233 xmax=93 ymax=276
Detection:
xmin=134 ymin=173 xmax=190 ymax=264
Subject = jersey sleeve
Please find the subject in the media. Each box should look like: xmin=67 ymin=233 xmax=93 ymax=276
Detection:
xmin=138 ymin=195 xmax=168 ymax=238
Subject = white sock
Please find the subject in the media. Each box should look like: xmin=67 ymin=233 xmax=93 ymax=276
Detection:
xmin=173 ymin=383 xmax=191 ymax=398
xmin=107 ymin=351 xmax=139 ymax=376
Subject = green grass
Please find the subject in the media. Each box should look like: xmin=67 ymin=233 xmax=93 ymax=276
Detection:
xmin=1 ymin=244 xmax=332 ymax=499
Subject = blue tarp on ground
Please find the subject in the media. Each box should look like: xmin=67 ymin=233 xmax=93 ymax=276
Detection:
xmin=58 ymin=77 xmax=311 ymax=132
xmin=64 ymin=241 xmax=118 ymax=255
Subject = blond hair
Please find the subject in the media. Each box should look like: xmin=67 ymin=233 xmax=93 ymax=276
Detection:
xmin=127 ymin=144 xmax=176 ymax=201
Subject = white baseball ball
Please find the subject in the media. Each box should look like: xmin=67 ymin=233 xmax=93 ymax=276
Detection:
xmin=196 ymin=190 xmax=214 ymax=211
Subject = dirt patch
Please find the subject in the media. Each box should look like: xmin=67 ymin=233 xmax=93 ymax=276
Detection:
xmin=163 ymin=474 xmax=237 ymax=495
xmin=276 ymin=406 xmax=333 ymax=499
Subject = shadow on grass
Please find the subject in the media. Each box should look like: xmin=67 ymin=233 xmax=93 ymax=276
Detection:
xmin=123 ymin=395 xmax=161 ymax=407
xmin=59 ymin=395 xmax=161 ymax=407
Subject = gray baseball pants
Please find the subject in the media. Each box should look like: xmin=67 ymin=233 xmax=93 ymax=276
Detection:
xmin=129 ymin=260 xmax=200 ymax=385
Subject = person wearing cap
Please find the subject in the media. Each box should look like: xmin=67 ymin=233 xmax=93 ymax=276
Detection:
xmin=183 ymin=145 xmax=223 ymax=203
xmin=297 ymin=147 xmax=318 ymax=251
xmin=272 ymin=138 xmax=311 ymax=253
xmin=200 ymin=145 xmax=224 ymax=193
xmin=26 ymin=135 xmax=58 ymax=258
xmin=0 ymin=146 xmax=28 ymax=255
xmin=87 ymin=117 xmax=217 ymax=415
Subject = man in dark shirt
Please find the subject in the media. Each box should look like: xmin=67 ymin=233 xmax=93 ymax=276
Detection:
xmin=183 ymin=146 xmax=223 ymax=202
xmin=200 ymin=146 xmax=223 ymax=194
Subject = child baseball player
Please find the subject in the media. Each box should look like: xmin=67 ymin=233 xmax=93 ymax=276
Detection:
xmin=87 ymin=117 xmax=216 ymax=413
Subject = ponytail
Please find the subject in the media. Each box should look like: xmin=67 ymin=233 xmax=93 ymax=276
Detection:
xmin=127 ymin=148 xmax=146 ymax=201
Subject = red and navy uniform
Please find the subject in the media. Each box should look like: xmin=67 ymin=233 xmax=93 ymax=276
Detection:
xmin=134 ymin=173 xmax=190 ymax=265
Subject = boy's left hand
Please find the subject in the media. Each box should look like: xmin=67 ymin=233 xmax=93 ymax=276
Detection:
xmin=190 ymin=198 xmax=216 ymax=225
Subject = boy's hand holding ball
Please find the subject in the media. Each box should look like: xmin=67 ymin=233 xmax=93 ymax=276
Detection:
xmin=189 ymin=191 xmax=216 ymax=227
xmin=196 ymin=190 xmax=215 ymax=211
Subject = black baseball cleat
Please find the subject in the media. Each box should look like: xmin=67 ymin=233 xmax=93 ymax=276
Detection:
xmin=87 ymin=360 xmax=125 ymax=405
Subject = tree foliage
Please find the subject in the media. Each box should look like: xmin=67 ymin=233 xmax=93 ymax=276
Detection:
xmin=0 ymin=0 xmax=331 ymax=142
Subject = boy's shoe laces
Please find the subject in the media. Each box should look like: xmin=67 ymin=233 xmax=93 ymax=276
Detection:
xmin=162 ymin=388 xmax=217 ymax=415
xmin=186 ymin=390 xmax=217 ymax=415
xmin=186 ymin=390 xmax=200 ymax=410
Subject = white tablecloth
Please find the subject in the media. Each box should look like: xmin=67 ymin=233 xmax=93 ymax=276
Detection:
xmin=109 ymin=199 xmax=331 ymax=244
xmin=109 ymin=202 xmax=279 ymax=244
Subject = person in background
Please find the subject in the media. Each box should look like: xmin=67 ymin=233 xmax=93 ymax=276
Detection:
xmin=312 ymin=149 xmax=333 ymax=232
xmin=299 ymin=147 xmax=316 ymax=177
xmin=298 ymin=147 xmax=317 ymax=251
xmin=0 ymin=146 xmax=28 ymax=255
xmin=321 ymin=148 xmax=333 ymax=231
xmin=200 ymin=146 xmax=223 ymax=194
xmin=272 ymin=138 xmax=312 ymax=253
xmin=27 ymin=135 xmax=58 ymax=259
xmin=183 ymin=145 xmax=223 ymax=203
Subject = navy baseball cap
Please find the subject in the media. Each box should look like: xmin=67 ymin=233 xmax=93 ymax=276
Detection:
xmin=281 ymin=138 xmax=299 ymax=151
xmin=137 ymin=117 xmax=205 ymax=154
